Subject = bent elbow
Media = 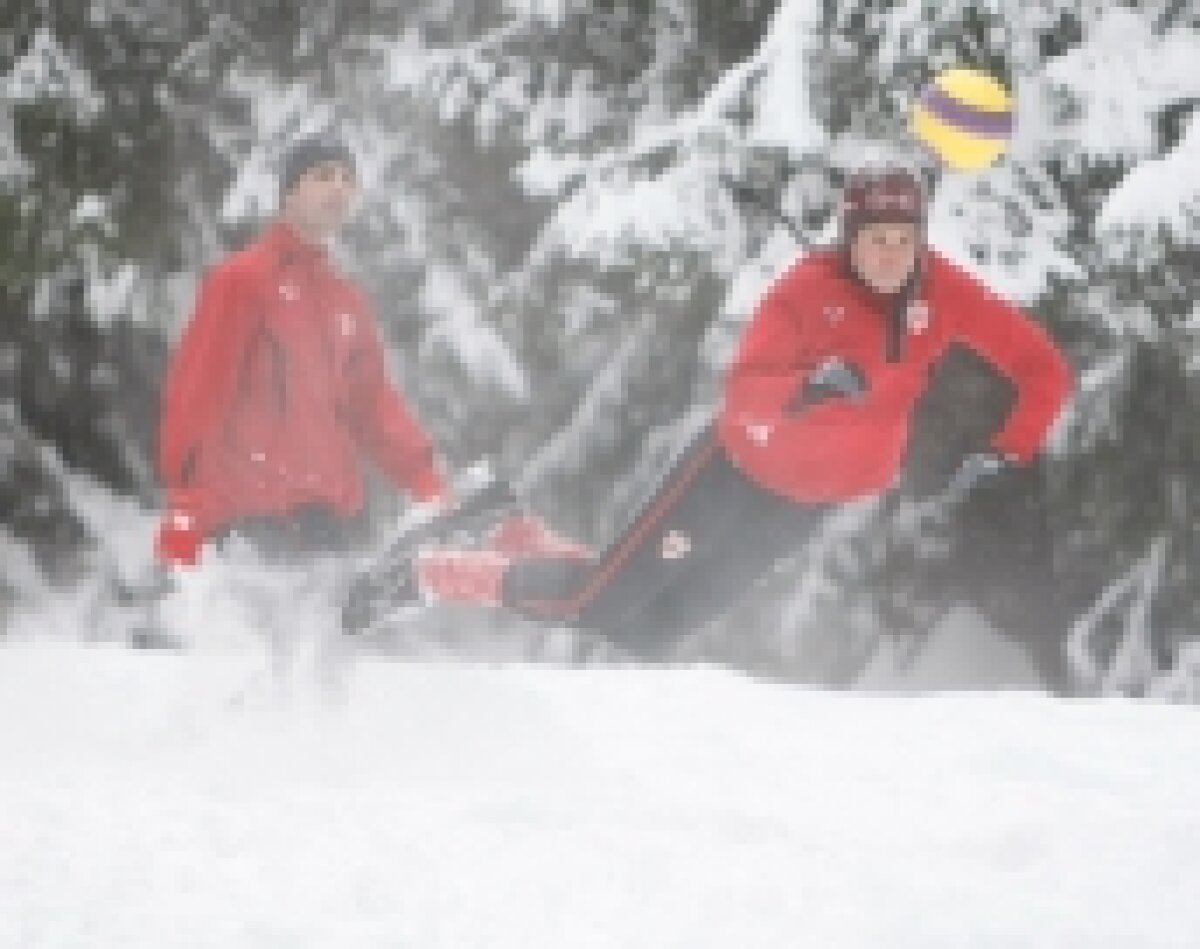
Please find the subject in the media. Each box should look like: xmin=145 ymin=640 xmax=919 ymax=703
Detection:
xmin=1046 ymin=344 xmax=1073 ymax=414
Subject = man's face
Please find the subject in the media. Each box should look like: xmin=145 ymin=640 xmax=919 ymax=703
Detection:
xmin=282 ymin=160 xmax=357 ymax=238
xmin=850 ymin=221 xmax=920 ymax=295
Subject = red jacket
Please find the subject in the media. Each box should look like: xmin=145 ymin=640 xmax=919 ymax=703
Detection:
xmin=158 ymin=221 xmax=443 ymax=534
xmin=718 ymin=248 xmax=1071 ymax=503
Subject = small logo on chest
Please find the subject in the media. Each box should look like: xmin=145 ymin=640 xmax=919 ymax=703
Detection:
xmin=822 ymin=304 xmax=846 ymax=326
xmin=337 ymin=312 xmax=357 ymax=337
xmin=744 ymin=420 xmax=774 ymax=446
xmin=278 ymin=282 xmax=301 ymax=302
xmin=906 ymin=300 xmax=931 ymax=334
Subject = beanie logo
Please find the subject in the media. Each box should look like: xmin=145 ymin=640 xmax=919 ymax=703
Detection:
xmin=866 ymin=190 xmax=918 ymax=212
xmin=842 ymin=174 xmax=923 ymax=218
xmin=823 ymin=304 xmax=845 ymax=325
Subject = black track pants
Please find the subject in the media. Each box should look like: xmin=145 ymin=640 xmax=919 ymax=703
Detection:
xmin=502 ymin=426 xmax=826 ymax=657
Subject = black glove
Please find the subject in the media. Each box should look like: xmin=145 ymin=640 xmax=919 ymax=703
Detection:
xmin=785 ymin=357 xmax=867 ymax=414
xmin=896 ymin=451 xmax=1013 ymax=529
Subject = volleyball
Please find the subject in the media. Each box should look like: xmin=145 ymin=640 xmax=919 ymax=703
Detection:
xmin=911 ymin=67 xmax=1014 ymax=171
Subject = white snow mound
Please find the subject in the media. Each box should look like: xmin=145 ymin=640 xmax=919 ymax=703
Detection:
xmin=0 ymin=642 xmax=1197 ymax=947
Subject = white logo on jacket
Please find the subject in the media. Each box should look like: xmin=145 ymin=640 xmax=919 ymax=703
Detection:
xmin=278 ymin=282 xmax=301 ymax=302
xmin=661 ymin=529 xmax=692 ymax=560
xmin=744 ymin=421 xmax=774 ymax=446
xmin=906 ymin=300 xmax=931 ymax=334
xmin=337 ymin=312 xmax=356 ymax=337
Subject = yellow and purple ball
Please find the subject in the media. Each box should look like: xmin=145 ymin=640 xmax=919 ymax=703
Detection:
xmin=912 ymin=68 xmax=1014 ymax=171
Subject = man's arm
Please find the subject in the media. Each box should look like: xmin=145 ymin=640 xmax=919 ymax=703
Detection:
xmin=347 ymin=314 xmax=446 ymax=501
xmin=944 ymin=263 xmax=1072 ymax=463
xmin=157 ymin=265 xmax=258 ymax=499
xmin=722 ymin=262 xmax=815 ymax=421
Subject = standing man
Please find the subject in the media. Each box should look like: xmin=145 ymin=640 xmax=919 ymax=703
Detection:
xmin=155 ymin=135 xmax=449 ymax=667
xmin=372 ymin=167 xmax=1071 ymax=665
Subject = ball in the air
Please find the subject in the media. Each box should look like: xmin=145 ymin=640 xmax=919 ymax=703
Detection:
xmin=911 ymin=67 xmax=1014 ymax=171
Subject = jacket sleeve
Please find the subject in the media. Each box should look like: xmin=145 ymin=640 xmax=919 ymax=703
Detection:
xmin=347 ymin=314 xmax=446 ymax=500
xmin=157 ymin=265 xmax=258 ymax=497
xmin=722 ymin=263 xmax=815 ymax=421
xmin=946 ymin=264 xmax=1072 ymax=463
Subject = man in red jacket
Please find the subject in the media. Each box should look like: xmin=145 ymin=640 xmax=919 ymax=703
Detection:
xmin=156 ymin=136 xmax=448 ymax=568
xmin=363 ymin=167 xmax=1071 ymax=660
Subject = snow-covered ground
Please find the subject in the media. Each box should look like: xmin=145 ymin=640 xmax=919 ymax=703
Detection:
xmin=1 ymin=640 xmax=1198 ymax=947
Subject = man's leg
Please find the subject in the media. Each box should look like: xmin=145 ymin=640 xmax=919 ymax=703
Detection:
xmin=501 ymin=430 xmax=824 ymax=656
xmin=952 ymin=462 xmax=1074 ymax=692
xmin=415 ymin=426 xmax=737 ymax=631
xmin=619 ymin=476 xmax=825 ymax=657
xmin=218 ymin=506 xmax=367 ymax=695
xmin=502 ymin=428 xmax=735 ymax=633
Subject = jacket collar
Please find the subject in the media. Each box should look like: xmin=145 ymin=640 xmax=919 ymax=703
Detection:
xmin=262 ymin=220 xmax=331 ymax=270
xmin=839 ymin=246 xmax=926 ymax=363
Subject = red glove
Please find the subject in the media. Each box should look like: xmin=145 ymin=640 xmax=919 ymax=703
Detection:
xmin=155 ymin=489 xmax=205 ymax=567
xmin=409 ymin=464 xmax=450 ymax=505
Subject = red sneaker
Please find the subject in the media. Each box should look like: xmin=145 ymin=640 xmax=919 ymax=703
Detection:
xmin=415 ymin=548 xmax=510 ymax=607
xmin=485 ymin=514 xmax=592 ymax=560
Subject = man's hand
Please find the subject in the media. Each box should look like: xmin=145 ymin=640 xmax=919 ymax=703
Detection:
xmin=155 ymin=509 xmax=203 ymax=567
xmin=154 ymin=487 xmax=208 ymax=567
xmin=894 ymin=451 xmax=1013 ymax=531
xmin=395 ymin=489 xmax=459 ymax=538
xmin=423 ymin=489 xmax=459 ymax=517
xmin=935 ymin=451 xmax=1012 ymax=506
xmin=785 ymin=357 xmax=868 ymax=414
xmin=961 ymin=450 xmax=1007 ymax=477
xmin=410 ymin=462 xmax=457 ymax=510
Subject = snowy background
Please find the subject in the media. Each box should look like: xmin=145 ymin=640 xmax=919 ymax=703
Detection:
xmin=2 ymin=1 xmax=1200 ymax=943
xmin=3 ymin=0 xmax=1197 ymax=693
